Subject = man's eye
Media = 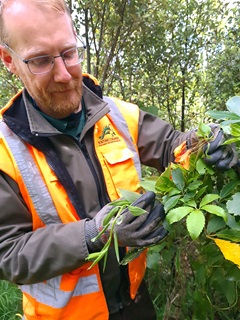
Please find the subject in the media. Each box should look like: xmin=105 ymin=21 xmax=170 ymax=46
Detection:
xmin=63 ymin=48 xmax=77 ymax=60
xmin=30 ymin=56 xmax=52 ymax=66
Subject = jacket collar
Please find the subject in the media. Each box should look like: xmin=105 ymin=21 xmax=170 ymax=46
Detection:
xmin=3 ymin=83 xmax=110 ymax=139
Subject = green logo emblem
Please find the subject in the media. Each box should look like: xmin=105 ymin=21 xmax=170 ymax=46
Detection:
xmin=99 ymin=124 xmax=116 ymax=140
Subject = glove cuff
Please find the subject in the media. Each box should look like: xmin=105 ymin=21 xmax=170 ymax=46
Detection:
xmin=85 ymin=219 xmax=104 ymax=252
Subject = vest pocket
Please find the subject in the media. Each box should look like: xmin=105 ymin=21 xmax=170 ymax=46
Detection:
xmin=103 ymin=147 xmax=133 ymax=164
xmin=101 ymin=147 xmax=139 ymax=195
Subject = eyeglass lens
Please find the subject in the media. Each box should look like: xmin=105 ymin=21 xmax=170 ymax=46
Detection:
xmin=28 ymin=47 xmax=85 ymax=74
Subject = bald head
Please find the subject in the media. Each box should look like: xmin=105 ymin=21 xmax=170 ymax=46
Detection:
xmin=0 ymin=0 xmax=71 ymax=45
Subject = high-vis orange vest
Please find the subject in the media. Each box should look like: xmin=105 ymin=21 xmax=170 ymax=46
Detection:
xmin=0 ymin=89 xmax=147 ymax=319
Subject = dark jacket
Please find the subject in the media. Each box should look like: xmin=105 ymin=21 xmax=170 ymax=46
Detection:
xmin=0 ymin=78 xmax=188 ymax=315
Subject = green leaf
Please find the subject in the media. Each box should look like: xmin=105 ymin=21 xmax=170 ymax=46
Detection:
xmin=183 ymin=199 xmax=197 ymax=208
xmin=220 ymin=179 xmax=240 ymax=199
xmin=200 ymin=194 xmax=219 ymax=207
xmin=187 ymin=180 xmax=203 ymax=191
xmin=196 ymin=158 xmax=214 ymax=175
xmin=229 ymin=123 xmax=240 ymax=137
xmin=196 ymin=158 xmax=207 ymax=175
xmin=196 ymin=122 xmax=211 ymax=138
xmin=195 ymin=185 xmax=208 ymax=200
xmin=226 ymin=213 xmax=240 ymax=230
xmin=227 ymin=193 xmax=240 ymax=216
xmin=120 ymin=247 xmax=146 ymax=265
xmin=119 ymin=189 xmax=141 ymax=203
xmin=172 ymin=168 xmax=185 ymax=191
xmin=223 ymin=137 xmax=240 ymax=144
xmin=103 ymin=206 xmax=119 ymax=226
xmin=215 ymin=229 xmax=240 ymax=242
xmin=186 ymin=209 xmax=205 ymax=240
xmin=226 ymin=96 xmax=240 ymax=116
xmin=114 ymin=232 xmax=120 ymax=262
xmin=201 ymin=205 xmax=227 ymax=221
xmin=155 ymin=176 xmax=175 ymax=192
xmin=128 ymin=205 xmax=146 ymax=216
xmin=103 ymin=250 xmax=109 ymax=272
xmin=110 ymin=199 xmax=130 ymax=207
xmin=167 ymin=188 xmax=182 ymax=197
xmin=207 ymin=110 xmax=240 ymax=120
xmin=164 ymin=195 xmax=182 ymax=212
xmin=140 ymin=178 xmax=157 ymax=192
xmin=207 ymin=216 xmax=226 ymax=234
xmin=167 ymin=206 xmax=194 ymax=224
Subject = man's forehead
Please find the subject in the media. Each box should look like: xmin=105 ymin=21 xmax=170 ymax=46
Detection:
xmin=4 ymin=1 xmax=72 ymax=48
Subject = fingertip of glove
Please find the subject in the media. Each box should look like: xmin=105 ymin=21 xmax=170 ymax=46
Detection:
xmin=132 ymin=191 xmax=156 ymax=206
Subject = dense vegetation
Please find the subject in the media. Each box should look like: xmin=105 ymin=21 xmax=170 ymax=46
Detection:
xmin=0 ymin=0 xmax=239 ymax=319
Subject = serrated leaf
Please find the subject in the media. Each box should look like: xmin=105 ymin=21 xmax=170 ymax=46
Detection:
xmin=167 ymin=206 xmax=194 ymax=224
xmin=186 ymin=209 xmax=205 ymax=240
xmin=215 ymin=229 xmax=240 ymax=242
xmin=183 ymin=199 xmax=197 ymax=208
xmin=201 ymin=205 xmax=227 ymax=221
xmin=128 ymin=206 xmax=146 ymax=216
xmin=227 ymin=193 xmax=240 ymax=216
xmin=172 ymin=168 xmax=185 ymax=191
xmin=200 ymin=194 xmax=219 ymax=207
xmin=226 ymin=96 xmax=240 ymax=116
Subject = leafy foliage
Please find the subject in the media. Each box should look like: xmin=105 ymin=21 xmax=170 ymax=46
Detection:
xmin=0 ymin=281 xmax=22 ymax=319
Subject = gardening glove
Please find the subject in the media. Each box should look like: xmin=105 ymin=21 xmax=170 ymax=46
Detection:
xmin=85 ymin=191 xmax=168 ymax=252
xmin=187 ymin=124 xmax=238 ymax=170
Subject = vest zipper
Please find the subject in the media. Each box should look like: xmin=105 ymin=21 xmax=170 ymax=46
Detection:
xmin=79 ymin=141 xmax=107 ymax=209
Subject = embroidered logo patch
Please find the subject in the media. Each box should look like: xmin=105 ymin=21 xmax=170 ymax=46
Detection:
xmin=99 ymin=124 xmax=116 ymax=140
xmin=98 ymin=124 xmax=120 ymax=146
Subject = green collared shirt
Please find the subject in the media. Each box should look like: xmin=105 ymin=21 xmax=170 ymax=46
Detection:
xmin=34 ymin=100 xmax=86 ymax=139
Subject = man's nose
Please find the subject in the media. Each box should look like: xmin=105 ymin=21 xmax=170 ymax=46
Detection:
xmin=52 ymin=56 xmax=72 ymax=82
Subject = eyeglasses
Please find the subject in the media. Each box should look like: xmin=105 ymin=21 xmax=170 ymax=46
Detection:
xmin=3 ymin=38 xmax=86 ymax=75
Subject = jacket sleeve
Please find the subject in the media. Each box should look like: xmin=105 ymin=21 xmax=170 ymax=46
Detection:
xmin=0 ymin=172 xmax=89 ymax=285
xmin=137 ymin=109 xmax=189 ymax=172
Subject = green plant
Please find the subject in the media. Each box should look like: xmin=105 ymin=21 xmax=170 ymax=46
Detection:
xmin=86 ymin=96 xmax=240 ymax=318
xmin=0 ymin=281 xmax=22 ymax=320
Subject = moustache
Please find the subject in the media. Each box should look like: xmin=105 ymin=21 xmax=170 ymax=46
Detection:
xmin=48 ymin=82 xmax=77 ymax=93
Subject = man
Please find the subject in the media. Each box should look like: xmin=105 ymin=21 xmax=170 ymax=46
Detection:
xmin=0 ymin=1 xmax=237 ymax=319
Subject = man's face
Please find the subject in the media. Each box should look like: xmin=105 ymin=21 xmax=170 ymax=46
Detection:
xmin=2 ymin=2 xmax=83 ymax=118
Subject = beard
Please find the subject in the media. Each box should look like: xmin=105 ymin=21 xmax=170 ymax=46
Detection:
xmin=29 ymin=79 xmax=83 ymax=119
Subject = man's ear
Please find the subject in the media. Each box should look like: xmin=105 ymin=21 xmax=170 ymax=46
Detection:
xmin=0 ymin=46 xmax=18 ymax=74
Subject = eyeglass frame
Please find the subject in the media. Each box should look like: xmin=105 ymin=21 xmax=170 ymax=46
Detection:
xmin=3 ymin=36 xmax=86 ymax=75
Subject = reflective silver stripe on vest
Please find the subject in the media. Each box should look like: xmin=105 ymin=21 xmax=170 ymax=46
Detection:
xmin=0 ymin=121 xmax=61 ymax=225
xmin=21 ymin=274 xmax=99 ymax=308
xmin=103 ymin=96 xmax=142 ymax=180
xmin=0 ymin=120 xmax=101 ymax=307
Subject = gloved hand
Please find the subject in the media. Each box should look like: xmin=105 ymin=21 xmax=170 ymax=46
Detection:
xmin=187 ymin=124 xmax=238 ymax=170
xmin=85 ymin=191 xmax=168 ymax=252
